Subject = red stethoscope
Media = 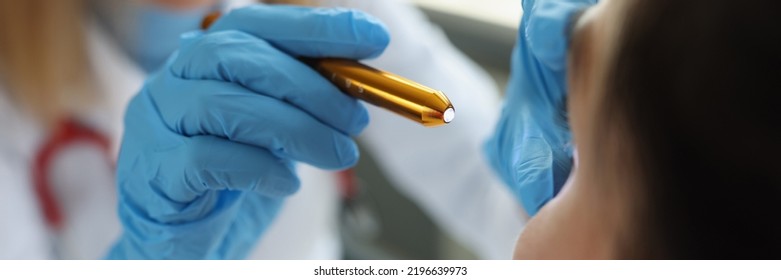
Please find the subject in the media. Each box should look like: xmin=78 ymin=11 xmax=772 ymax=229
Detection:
xmin=32 ymin=119 xmax=358 ymax=230
xmin=32 ymin=119 xmax=113 ymax=230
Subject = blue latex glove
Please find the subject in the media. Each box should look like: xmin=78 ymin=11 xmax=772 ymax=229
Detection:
xmin=107 ymin=5 xmax=390 ymax=259
xmin=484 ymin=0 xmax=596 ymax=216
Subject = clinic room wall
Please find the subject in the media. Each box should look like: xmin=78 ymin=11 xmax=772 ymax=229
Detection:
xmin=344 ymin=5 xmax=515 ymax=260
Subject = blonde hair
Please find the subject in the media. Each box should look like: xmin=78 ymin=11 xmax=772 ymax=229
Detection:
xmin=0 ymin=0 xmax=94 ymax=125
xmin=0 ymin=0 xmax=316 ymax=125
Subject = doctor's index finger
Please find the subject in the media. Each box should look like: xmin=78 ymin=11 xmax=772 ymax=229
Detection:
xmin=148 ymin=76 xmax=362 ymax=170
xmin=208 ymin=5 xmax=390 ymax=59
xmin=525 ymin=0 xmax=597 ymax=71
xmin=172 ymin=30 xmax=369 ymax=136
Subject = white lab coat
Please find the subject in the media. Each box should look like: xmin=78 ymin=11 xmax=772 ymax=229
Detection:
xmin=0 ymin=0 xmax=525 ymax=259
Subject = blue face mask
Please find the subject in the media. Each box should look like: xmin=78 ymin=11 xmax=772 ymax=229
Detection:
xmin=94 ymin=2 xmax=221 ymax=72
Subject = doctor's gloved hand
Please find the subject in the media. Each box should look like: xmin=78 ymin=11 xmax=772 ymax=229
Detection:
xmin=484 ymin=0 xmax=596 ymax=216
xmin=107 ymin=5 xmax=389 ymax=259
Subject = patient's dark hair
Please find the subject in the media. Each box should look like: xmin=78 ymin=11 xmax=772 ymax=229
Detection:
xmin=603 ymin=0 xmax=781 ymax=259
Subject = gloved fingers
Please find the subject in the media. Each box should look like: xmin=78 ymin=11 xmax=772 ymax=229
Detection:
xmin=122 ymin=93 xmax=299 ymax=202
xmin=149 ymin=78 xmax=361 ymax=170
xmin=522 ymin=0 xmax=595 ymax=18
xmin=483 ymin=102 xmax=564 ymax=216
xmin=172 ymin=30 xmax=368 ymax=136
xmin=213 ymin=194 xmax=283 ymax=259
xmin=526 ymin=0 xmax=597 ymax=71
xmin=485 ymin=136 xmax=555 ymax=217
xmin=172 ymin=135 xmax=301 ymax=198
xmin=208 ymin=4 xmax=390 ymax=59
xmin=512 ymin=137 xmax=556 ymax=216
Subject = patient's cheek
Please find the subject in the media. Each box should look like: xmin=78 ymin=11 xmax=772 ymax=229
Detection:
xmin=511 ymin=200 xmax=560 ymax=259
xmin=513 ymin=233 xmax=525 ymax=259
xmin=511 ymin=177 xmax=612 ymax=259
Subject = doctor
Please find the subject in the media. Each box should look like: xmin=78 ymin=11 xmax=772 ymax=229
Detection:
xmin=0 ymin=0 xmax=525 ymax=259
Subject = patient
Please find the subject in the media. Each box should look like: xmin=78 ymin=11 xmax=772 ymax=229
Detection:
xmin=515 ymin=0 xmax=781 ymax=259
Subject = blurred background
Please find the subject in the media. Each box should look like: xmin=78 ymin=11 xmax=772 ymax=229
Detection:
xmin=344 ymin=0 xmax=521 ymax=260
